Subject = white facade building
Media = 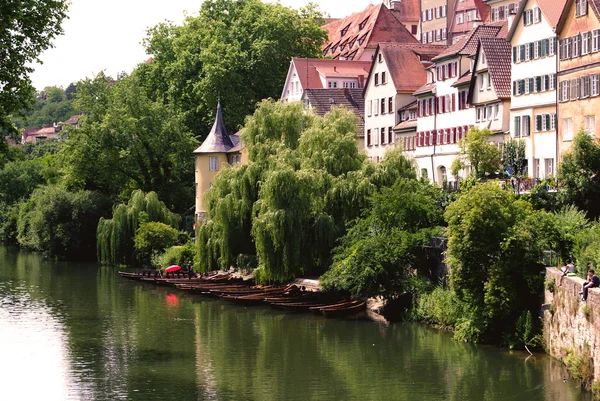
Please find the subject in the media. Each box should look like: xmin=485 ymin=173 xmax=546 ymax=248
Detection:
xmin=507 ymin=0 xmax=562 ymax=179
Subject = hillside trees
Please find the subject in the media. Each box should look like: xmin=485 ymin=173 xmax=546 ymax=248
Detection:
xmin=136 ymin=0 xmax=327 ymax=139
xmin=0 ymin=0 xmax=68 ymax=134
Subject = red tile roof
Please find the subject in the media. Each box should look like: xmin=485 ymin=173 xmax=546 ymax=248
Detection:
xmin=413 ymin=82 xmax=437 ymax=96
xmin=374 ymin=43 xmax=446 ymax=93
xmin=478 ymin=37 xmax=512 ymax=98
xmin=452 ymin=71 xmax=473 ymax=87
xmin=433 ymin=21 xmax=507 ymax=61
xmin=291 ymin=58 xmax=371 ymax=90
xmin=389 ymin=0 xmax=421 ymax=22
xmin=322 ymin=3 xmax=418 ymax=60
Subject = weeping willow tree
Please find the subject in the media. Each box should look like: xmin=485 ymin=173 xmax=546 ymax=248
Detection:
xmin=198 ymin=100 xmax=419 ymax=282
xmin=97 ymin=190 xmax=181 ymax=266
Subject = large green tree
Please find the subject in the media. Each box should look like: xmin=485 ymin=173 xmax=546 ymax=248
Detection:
xmin=60 ymin=73 xmax=198 ymax=213
xmin=0 ymin=0 xmax=69 ymax=134
xmin=452 ymin=127 xmax=502 ymax=179
xmin=557 ymin=130 xmax=600 ymax=219
xmin=444 ymin=182 xmax=548 ymax=342
xmin=136 ymin=0 xmax=327 ymax=139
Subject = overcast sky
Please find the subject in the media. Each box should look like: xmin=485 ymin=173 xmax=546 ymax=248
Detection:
xmin=30 ymin=0 xmax=383 ymax=90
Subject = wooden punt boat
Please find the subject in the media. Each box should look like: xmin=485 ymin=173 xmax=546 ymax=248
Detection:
xmin=220 ymin=291 xmax=285 ymax=305
xmin=270 ymin=301 xmax=334 ymax=312
xmin=214 ymin=286 xmax=285 ymax=297
xmin=318 ymin=300 xmax=366 ymax=318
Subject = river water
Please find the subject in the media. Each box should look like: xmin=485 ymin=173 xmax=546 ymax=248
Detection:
xmin=0 ymin=246 xmax=591 ymax=401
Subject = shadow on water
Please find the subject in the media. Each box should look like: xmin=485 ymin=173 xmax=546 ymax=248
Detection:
xmin=0 ymin=245 xmax=592 ymax=401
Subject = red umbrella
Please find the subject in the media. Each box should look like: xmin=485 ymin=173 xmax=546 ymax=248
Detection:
xmin=165 ymin=265 xmax=181 ymax=273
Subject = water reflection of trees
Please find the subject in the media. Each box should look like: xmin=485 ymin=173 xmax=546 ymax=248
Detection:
xmin=0 ymin=245 xmax=590 ymax=401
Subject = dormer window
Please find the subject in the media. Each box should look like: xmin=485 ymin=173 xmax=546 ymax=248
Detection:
xmin=322 ymin=45 xmax=331 ymax=56
xmin=359 ymin=17 xmax=369 ymax=30
xmin=357 ymin=33 xmax=368 ymax=46
xmin=349 ymin=38 xmax=356 ymax=49
xmin=341 ymin=24 xmax=351 ymax=36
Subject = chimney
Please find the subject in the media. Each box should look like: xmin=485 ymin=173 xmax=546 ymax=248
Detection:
xmin=390 ymin=1 xmax=402 ymax=11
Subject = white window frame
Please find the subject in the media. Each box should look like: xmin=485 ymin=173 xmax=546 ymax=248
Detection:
xmin=209 ymin=156 xmax=219 ymax=172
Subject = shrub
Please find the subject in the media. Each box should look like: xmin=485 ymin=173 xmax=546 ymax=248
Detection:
xmin=546 ymin=277 xmax=556 ymax=293
xmin=153 ymin=241 xmax=196 ymax=270
xmin=416 ymin=286 xmax=466 ymax=328
xmin=134 ymin=222 xmax=180 ymax=264
xmin=564 ymin=348 xmax=594 ymax=387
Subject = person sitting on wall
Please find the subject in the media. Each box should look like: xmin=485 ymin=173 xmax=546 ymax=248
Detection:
xmin=559 ymin=259 xmax=576 ymax=286
xmin=579 ymin=269 xmax=600 ymax=301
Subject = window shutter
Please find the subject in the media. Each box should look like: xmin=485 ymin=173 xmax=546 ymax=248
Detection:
xmin=452 ymin=93 xmax=456 ymax=111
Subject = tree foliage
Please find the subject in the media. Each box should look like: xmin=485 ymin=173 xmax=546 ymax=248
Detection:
xmin=0 ymin=0 xmax=69 ymax=134
xmin=97 ymin=190 xmax=181 ymax=266
xmin=557 ymin=130 xmax=600 ymax=219
xmin=136 ymin=0 xmax=327 ymax=139
xmin=445 ymin=181 xmax=547 ymax=343
xmin=17 ymin=186 xmax=112 ymax=259
xmin=502 ymin=139 xmax=527 ymax=178
xmin=452 ymin=127 xmax=501 ymax=179
xmin=133 ymin=222 xmax=180 ymax=264
xmin=60 ymin=73 xmax=198 ymax=213
xmin=12 ymin=87 xmax=77 ymax=131
xmin=321 ymin=179 xmax=443 ymax=298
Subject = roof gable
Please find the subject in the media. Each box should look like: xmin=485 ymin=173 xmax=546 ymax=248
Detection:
xmin=507 ymin=0 xmax=568 ymax=40
xmin=557 ymin=0 xmax=600 ymax=34
xmin=432 ymin=21 xmax=507 ymax=61
xmin=469 ymin=37 xmax=512 ymax=99
xmin=303 ymin=88 xmax=365 ymax=133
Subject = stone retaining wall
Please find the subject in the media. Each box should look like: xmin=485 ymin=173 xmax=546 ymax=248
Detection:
xmin=544 ymin=267 xmax=600 ymax=381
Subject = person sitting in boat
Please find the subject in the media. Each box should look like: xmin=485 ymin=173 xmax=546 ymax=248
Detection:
xmin=559 ymin=259 xmax=576 ymax=286
xmin=580 ymin=269 xmax=600 ymax=301
xmin=186 ymin=261 xmax=193 ymax=279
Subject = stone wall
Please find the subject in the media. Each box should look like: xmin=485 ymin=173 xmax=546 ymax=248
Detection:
xmin=544 ymin=267 xmax=600 ymax=381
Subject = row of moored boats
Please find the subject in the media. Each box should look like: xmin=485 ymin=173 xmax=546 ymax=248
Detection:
xmin=118 ymin=270 xmax=366 ymax=318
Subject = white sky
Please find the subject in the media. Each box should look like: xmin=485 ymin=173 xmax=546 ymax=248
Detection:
xmin=31 ymin=0 xmax=384 ymax=90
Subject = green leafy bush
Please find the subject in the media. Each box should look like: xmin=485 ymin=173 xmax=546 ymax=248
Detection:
xmin=133 ymin=222 xmax=179 ymax=264
xmin=153 ymin=241 xmax=196 ymax=270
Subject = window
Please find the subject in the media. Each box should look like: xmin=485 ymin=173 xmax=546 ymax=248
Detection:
xmin=581 ymin=76 xmax=590 ymax=98
xmin=525 ymin=42 xmax=530 ymax=60
xmin=534 ymin=41 xmax=540 ymax=59
xmin=545 ymin=159 xmax=554 ymax=177
xmin=487 ymin=105 xmax=492 ymax=121
xmin=209 ymin=156 xmax=219 ymax=172
xmin=436 ymin=29 xmax=441 ymax=42
xmin=388 ymin=97 xmax=393 ymax=113
xmin=381 ymin=71 xmax=387 ymax=84
xmin=514 ymin=116 xmax=521 ymax=137
xmin=479 ymin=75 xmax=485 ymax=91
xmin=442 ymin=28 xmax=447 ymax=40
xmin=550 ymin=74 xmax=557 ymax=90
xmin=388 ymin=126 xmax=393 ymax=144
xmin=487 ymin=73 xmax=492 ymax=89
xmin=359 ymin=17 xmax=369 ymax=30
xmin=594 ymin=30 xmax=600 ymax=52
xmin=523 ymin=115 xmax=531 ymax=136
xmin=573 ymin=35 xmax=581 ymax=57
xmin=570 ymin=78 xmax=580 ymax=100
xmin=524 ymin=9 xmax=533 ymax=26
xmin=534 ymin=7 xmax=542 ymax=23
xmin=374 ymin=73 xmax=379 ymax=85
xmin=343 ymin=81 xmax=357 ymax=88
xmin=374 ymin=128 xmax=379 ymax=145
xmin=551 ymin=114 xmax=557 ymax=130
xmin=549 ymin=37 xmax=556 ymax=56
xmin=378 ymin=53 xmax=383 ymax=63
xmin=562 ymin=118 xmax=574 ymax=141
xmin=456 ymin=13 xmax=464 ymax=24
xmin=367 ymin=129 xmax=372 ymax=146
xmin=375 ymin=98 xmax=380 ymax=115
xmin=494 ymin=104 xmax=499 ymax=120
xmin=535 ymin=115 xmax=543 ymax=132
xmin=585 ymin=115 xmax=596 ymax=135
xmin=476 ymin=107 xmax=482 ymax=122
xmin=560 ymin=80 xmax=569 ymax=102
xmin=442 ymin=5 xmax=447 ymax=16
xmin=435 ymin=6 xmax=441 ymax=18
xmin=381 ymin=98 xmax=386 ymax=114
xmin=367 ymin=100 xmax=372 ymax=116
xmin=381 ymin=127 xmax=386 ymax=144
xmin=576 ymin=0 xmax=588 ymax=17
xmin=583 ymin=32 xmax=591 ymax=55
xmin=341 ymin=24 xmax=350 ymax=36
xmin=534 ymin=159 xmax=540 ymax=178
xmin=592 ymin=74 xmax=599 ymax=96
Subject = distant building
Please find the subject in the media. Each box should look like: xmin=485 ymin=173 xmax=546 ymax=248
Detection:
xmin=421 ymin=0 xmax=455 ymax=45
xmin=302 ymin=88 xmax=365 ymax=149
xmin=193 ymin=102 xmax=247 ymax=220
xmin=281 ymin=58 xmax=371 ymax=103
xmin=507 ymin=0 xmax=565 ymax=179
xmin=449 ymin=0 xmax=490 ymax=43
xmin=384 ymin=0 xmax=422 ymax=40
xmin=487 ymin=0 xmax=522 ymax=26
xmin=363 ymin=43 xmax=446 ymax=162
xmin=21 ymin=126 xmax=58 ymax=144
xmin=468 ymin=37 xmax=512 ymax=135
xmin=556 ymin=0 xmax=600 ymax=158
xmin=413 ymin=21 xmax=507 ymax=185
xmin=321 ymin=3 xmax=419 ymax=61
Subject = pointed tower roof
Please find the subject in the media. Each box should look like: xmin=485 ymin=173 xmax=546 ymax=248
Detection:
xmin=193 ymin=101 xmax=234 ymax=154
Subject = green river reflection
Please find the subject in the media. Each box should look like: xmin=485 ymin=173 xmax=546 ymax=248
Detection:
xmin=0 ymin=246 xmax=592 ymax=401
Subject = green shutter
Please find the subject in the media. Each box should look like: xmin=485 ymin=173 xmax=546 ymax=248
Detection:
xmin=513 ymin=47 xmax=517 ymax=63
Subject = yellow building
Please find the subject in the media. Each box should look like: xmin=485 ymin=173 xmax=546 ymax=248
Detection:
xmin=556 ymin=0 xmax=600 ymax=158
xmin=193 ymin=101 xmax=247 ymax=221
